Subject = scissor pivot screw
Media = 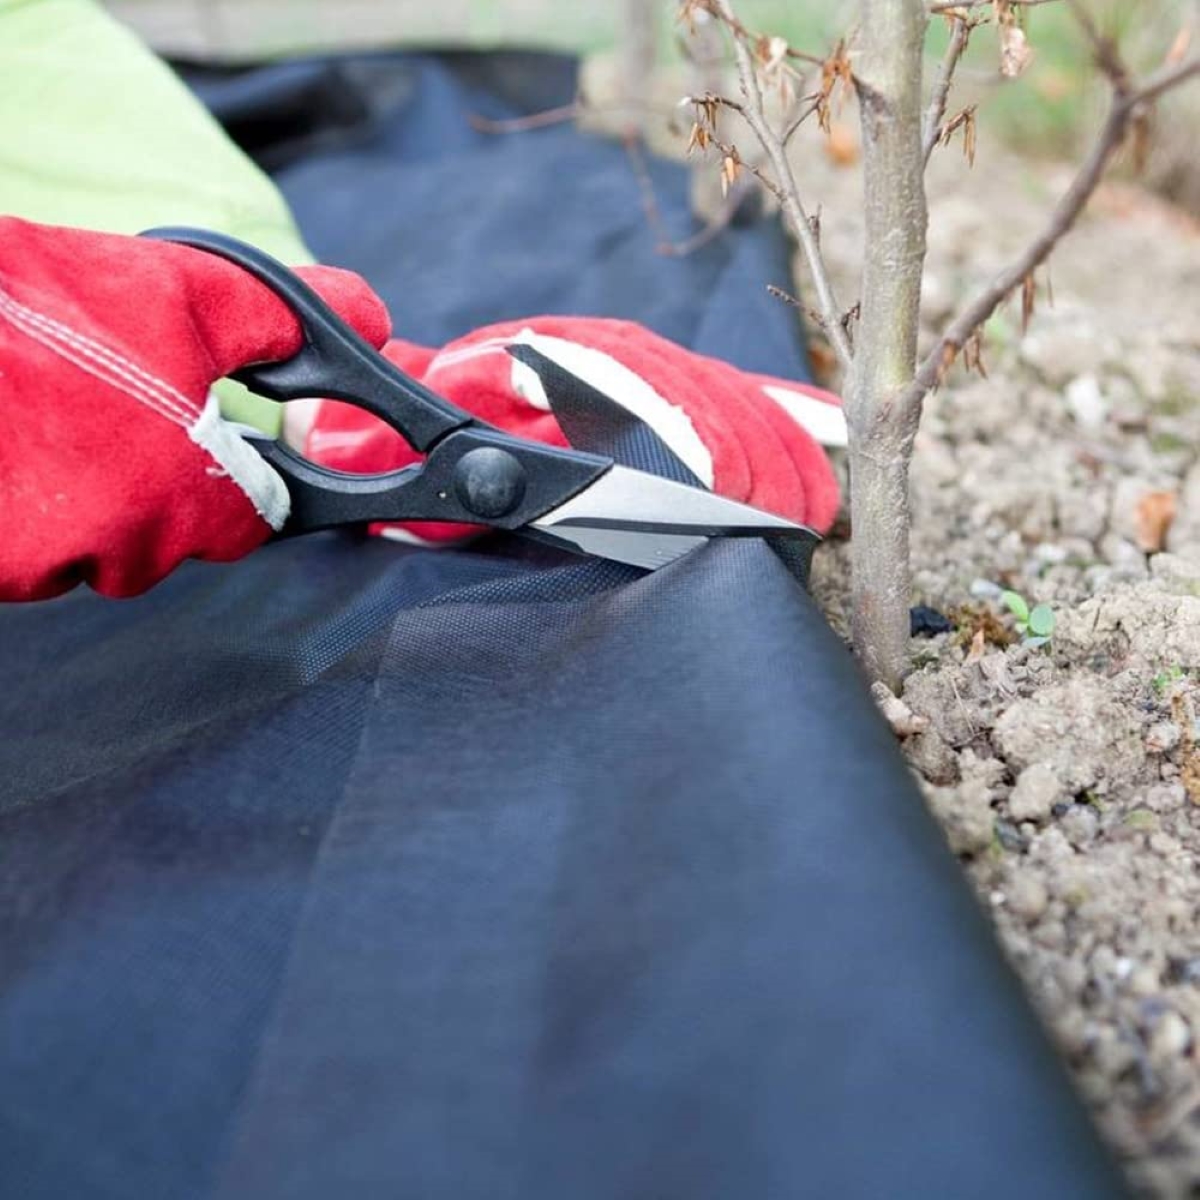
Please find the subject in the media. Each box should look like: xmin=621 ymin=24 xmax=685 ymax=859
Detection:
xmin=453 ymin=447 xmax=527 ymax=519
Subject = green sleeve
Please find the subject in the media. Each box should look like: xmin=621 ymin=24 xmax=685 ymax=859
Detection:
xmin=0 ymin=0 xmax=313 ymax=430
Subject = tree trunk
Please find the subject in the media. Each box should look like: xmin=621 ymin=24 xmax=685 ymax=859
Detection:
xmin=848 ymin=428 xmax=919 ymax=690
xmin=850 ymin=0 xmax=929 ymax=691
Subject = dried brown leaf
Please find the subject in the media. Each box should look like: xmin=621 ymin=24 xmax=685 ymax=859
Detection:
xmin=815 ymin=39 xmax=853 ymax=135
xmin=1021 ymin=272 xmax=1035 ymax=333
xmin=1131 ymin=110 xmax=1152 ymax=175
xmin=964 ymin=328 xmax=988 ymax=378
xmin=816 ymin=95 xmax=832 ymax=136
xmin=941 ymin=105 xmax=978 ymax=166
xmin=677 ymin=0 xmax=702 ymax=34
xmin=965 ymin=627 xmax=987 ymax=664
xmin=935 ymin=341 xmax=960 ymax=387
xmin=1165 ymin=25 xmax=1192 ymax=67
xmin=759 ymin=34 xmax=789 ymax=74
xmin=720 ymin=152 xmax=741 ymax=196
xmin=1000 ymin=22 xmax=1034 ymax=78
xmin=823 ymin=121 xmax=860 ymax=167
xmin=951 ymin=604 xmax=1015 ymax=651
xmin=1134 ymin=490 xmax=1178 ymax=553
xmin=963 ymin=109 xmax=977 ymax=166
xmin=807 ymin=340 xmax=838 ymax=382
xmin=1171 ymin=692 xmax=1200 ymax=806
xmin=1185 ymin=757 xmax=1200 ymax=807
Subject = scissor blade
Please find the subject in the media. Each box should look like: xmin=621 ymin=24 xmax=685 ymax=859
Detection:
xmin=528 ymin=464 xmax=813 ymax=570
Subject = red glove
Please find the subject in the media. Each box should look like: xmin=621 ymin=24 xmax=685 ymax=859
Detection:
xmin=303 ymin=317 xmax=845 ymax=544
xmin=0 ymin=218 xmax=389 ymax=600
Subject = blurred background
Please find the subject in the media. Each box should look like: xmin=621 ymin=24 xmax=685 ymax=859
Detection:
xmin=105 ymin=0 xmax=1198 ymax=211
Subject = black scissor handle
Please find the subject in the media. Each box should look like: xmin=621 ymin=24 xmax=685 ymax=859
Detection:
xmin=247 ymin=426 xmax=611 ymax=535
xmin=141 ymin=227 xmax=470 ymax=453
xmin=141 ymin=227 xmax=611 ymax=535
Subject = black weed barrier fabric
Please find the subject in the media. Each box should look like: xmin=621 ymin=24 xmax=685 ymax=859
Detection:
xmin=0 ymin=52 xmax=1126 ymax=1200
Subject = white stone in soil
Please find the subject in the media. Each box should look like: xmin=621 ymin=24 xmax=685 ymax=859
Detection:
xmin=1065 ymin=374 xmax=1109 ymax=430
xmin=1006 ymin=873 xmax=1049 ymax=922
xmin=1148 ymin=1010 xmax=1191 ymax=1060
xmin=1146 ymin=722 xmax=1182 ymax=753
xmin=1143 ymin=783 xmax=1186 ymax=813
xmin=1008 ymin=762 xmax=1065 ymax=822
xmin=924 ymin=777 xmax=995 ymax=856
xmin=1061 ymin=804 xmax=1100 ymax=847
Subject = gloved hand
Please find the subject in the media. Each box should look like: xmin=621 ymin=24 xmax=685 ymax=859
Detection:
xmin=302 ymin=317 xmax=846 ymax=545
xmin=0 ymin=217 xmax=389 ymax=600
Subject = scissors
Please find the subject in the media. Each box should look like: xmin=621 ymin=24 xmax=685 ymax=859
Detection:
xmin=142 ymin=228 xmax=816 ymax=572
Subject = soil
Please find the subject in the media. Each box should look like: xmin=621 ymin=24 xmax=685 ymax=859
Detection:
xmin=798 ymin=130 xmax=1200 ymax=1197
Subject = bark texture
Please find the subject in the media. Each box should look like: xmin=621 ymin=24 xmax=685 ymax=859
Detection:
xmin=850 ymin=0 xmax=929 ymax=690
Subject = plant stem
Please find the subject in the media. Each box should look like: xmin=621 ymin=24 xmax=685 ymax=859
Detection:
xmin=850 ymin=0 xmax=929 ymax=689
xmin=906 ymin=53 xmax=1200 ymax=408
xmin=714 ymin=0 xmax=855 ymax=372
xmin=923 ymin=12 xmax=971 ymax=163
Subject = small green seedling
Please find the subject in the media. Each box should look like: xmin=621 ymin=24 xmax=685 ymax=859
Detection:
xmin=1153 ymin=665 xmax=1186 ymax=696
xmin=999 ymin=590 xmax=1055 ymax=648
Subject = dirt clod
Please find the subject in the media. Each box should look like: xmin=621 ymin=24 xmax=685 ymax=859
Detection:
xmin=924 ymin=776 xmax=995 ymax=856
xmin=993 ymin=676 xmax=1143 ymax=793
xmin=1009 ymin=762 xmax=1066 ymax=823
xmin=904 ymin=728 xmax=960 ymax=785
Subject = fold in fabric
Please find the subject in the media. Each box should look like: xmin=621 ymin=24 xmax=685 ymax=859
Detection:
xmin=0 ymin=529 xmax=1124 ymax=1199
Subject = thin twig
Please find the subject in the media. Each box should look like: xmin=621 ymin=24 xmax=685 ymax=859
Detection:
xmin=782 ymin=93 xmax=825 ymax=146
xmin=625 ymin=133 xmax=679 ymax=254
xmin=1132 ymin=55 xmax=1200 ymax=105
xmin=667 ymin=206 xmax=744 ymax=256
xmin=711 ymin=0 xmax=855 ymax=370
xmin=766 ymin=283 xmax=804 ymax=308
xmin=625 ymin=134 xmax=743 ymax=256
xmin=707 ymin=130 xmax=788 ymax=196
xmin=468 ymin=96 xmax=693 ymax=135
xmin=905 ymin=53 xmax=1200 ymax=407
xmin=468 ymin=103 xmax=584 ymax=133
xmin=928 ymin=0 xmax=1059 ymax=11
xmin=1066 ymin=0 xmax=1130 ymax=88
xmin=923 ymin=13 xmax=973 ymax=163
